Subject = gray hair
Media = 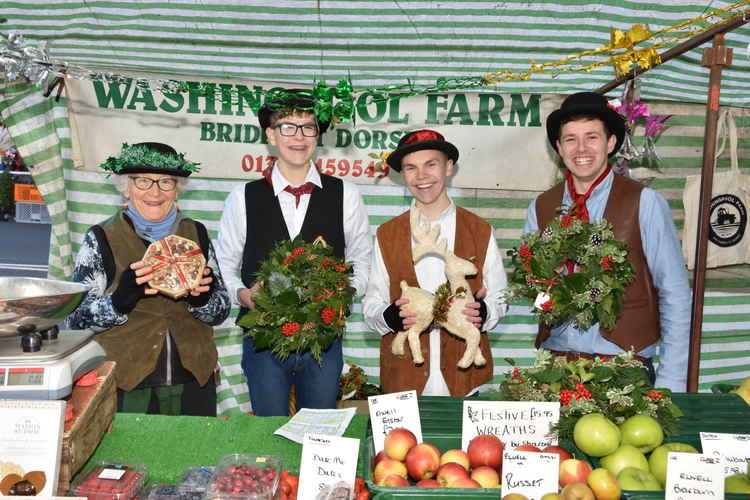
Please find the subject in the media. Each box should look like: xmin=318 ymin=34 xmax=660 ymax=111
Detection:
xmin=112 ymin=174 xmax=188 ymax=198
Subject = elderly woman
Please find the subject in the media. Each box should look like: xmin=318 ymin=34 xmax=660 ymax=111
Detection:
xmin=67 ymin=142 xmax=230 ymax=416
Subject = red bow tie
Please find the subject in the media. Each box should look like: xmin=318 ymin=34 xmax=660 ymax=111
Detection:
xmin=284 ymin=182 xmax=315 ymax=207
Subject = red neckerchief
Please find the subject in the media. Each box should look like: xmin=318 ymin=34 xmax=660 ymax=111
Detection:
xmin=263 ymin=166 xmax=315 ymax=207
xmin=564 ymin=165 xmax=612 ymax=223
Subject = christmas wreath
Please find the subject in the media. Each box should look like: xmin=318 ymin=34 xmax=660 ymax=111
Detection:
xmin=486 ymin=351 xmax=682 ymax=440
xmin=237 ymin=237 xmax=355 ymax=362
xmin=507 ymin=212 xmax=635 ymax=330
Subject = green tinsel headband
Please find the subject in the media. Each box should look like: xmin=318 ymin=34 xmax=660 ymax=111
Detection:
xmin=100 ymin=143 xmax=200 ymax=177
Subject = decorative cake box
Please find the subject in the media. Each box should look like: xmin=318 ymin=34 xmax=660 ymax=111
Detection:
xmin=143 ymin=234 xmax=206 ymax=299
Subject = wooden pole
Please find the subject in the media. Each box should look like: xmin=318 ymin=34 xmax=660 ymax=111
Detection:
xmin=687 ymin=34 xmax=733 ymax=392
xmin=596 ymin=12 xmax=749 ymax=95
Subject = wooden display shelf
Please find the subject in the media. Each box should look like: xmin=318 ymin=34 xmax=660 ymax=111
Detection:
xmin=57 ymin=361 xmax=117 ymax=495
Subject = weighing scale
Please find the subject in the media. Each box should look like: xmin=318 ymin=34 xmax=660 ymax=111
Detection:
xmin=0 ymin=277 xmax=106 ymax=400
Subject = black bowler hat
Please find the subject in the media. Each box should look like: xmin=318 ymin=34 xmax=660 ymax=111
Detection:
xmin=258 ymin=89 xmax=330 ymax=134
xmin=100 ymin=142 xmax=199 ymax=177
xmin=546 ymin=92 xmax=626 ymax=157
xmin=386 ymin=129 xmax=459 ymax=172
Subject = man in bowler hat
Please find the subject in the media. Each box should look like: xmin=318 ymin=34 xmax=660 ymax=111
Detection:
xmin=525 ymin=91 xmax=691 ymax=392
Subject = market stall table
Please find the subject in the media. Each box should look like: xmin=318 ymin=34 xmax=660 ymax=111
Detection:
xmin=73 ymin=412 xmax=369 ymax=492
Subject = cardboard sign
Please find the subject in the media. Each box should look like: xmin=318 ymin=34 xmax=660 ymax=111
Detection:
xmin=665 ymin=453 xmax=723 ymax=500
xmin=700 ymin=432 xmax=750 ymax=476
xmin=368 ymin=390 xmax=421 ymax=453
xmin=461 ymin=400 xmax=559 ymax=450
xmin=0 ymin=399 xmax=66 ymax=497
xmin=297 ymin=433 xmax=360 ymax=500
xmin=501 ymin=451 xmax=559 ymax=499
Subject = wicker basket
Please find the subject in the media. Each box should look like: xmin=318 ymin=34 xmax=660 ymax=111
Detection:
xmin=57 ymin=361 xmax=117 ymax=495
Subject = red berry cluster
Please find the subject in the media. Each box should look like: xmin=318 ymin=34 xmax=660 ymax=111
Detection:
xmin=320 ymin=307 xmax=336 ymax=325
xmin=281 ymin=322 xmax=300 ymax=336
xmin=559 ymin=384 xmax=592 ymax=406
xmin=600 ymin=256 xmax=614 ymax=270
xmin=511 ymin=366 xmax=524 ymax=384
xmin=283 ymin=247 xmax=307 ymax=265
xmin=211 ymin=464 xmax=278 ymax=496
xmin=519 ymin=245 xmax=533 ymax=260
xmin=647 ymin=389 xmax=664 ymax=399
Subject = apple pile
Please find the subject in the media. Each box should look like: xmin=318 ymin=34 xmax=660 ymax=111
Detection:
xmin=567 ymin=411 xmax=706 ymax=496
xmin=372 ymin=427 xmax=511 ymax=488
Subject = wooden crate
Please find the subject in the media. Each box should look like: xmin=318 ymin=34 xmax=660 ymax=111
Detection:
xmin=57 ymin=361 xmax=117 ymax=495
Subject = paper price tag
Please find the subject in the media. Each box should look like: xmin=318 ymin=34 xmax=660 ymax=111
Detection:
xmin=368 ymin=390 xmax=421 ymax=453
xmin=665 ymin=453 xmax=723 ymax=500
xmin=700 ymin=432 xmax=750 ymax=476
xmin=297 ymin=433 xmax=360 ymax=500
xmin=461 ymin=400 xmax=559 ymax=450
xmin=501 ymin=451 xmax=559 ymax=499
xmin=98 ymin=468 xmax=127 ymax=480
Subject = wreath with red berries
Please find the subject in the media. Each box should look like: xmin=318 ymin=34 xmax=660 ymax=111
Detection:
xmin=507 ymin=212 xmax=635 ymax=330
xmin=237 ymin=237 xmax=355 ymax=362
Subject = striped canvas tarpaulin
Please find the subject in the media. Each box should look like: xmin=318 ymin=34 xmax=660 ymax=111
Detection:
xmin=2 ymin=0 xmax=750 ymax=105
xmin=2 ymin=1 xmax=750 ymax=413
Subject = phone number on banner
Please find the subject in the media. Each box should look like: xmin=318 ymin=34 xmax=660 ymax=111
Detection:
xmin=241 ymin=155 xmax=389 ymax=179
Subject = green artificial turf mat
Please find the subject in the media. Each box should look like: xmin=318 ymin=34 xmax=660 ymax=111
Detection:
xmin=76 ymin=412 xmax=369 ymax=487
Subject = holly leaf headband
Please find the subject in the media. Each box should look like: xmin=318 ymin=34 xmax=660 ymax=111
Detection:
xmin=100 ymin=143 xmax=200 ymax=176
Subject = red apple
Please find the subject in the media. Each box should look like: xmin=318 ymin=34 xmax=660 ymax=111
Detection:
xmin=436 ymin=462 xmax=469 ymax=486
xmin=560 ymin=482 xmax=595 ymax=500
xmin=448 ymin=477 xmax=482 ymax=488
xmin=373 ymin=457 xmax=408 ymax=485
xmin=542 ymin=444 xmax=573 ymax=463
xmin=440 ymin=449 xmax=471 ymax=470
xmin=415 ymin=478 xmax=441 ymax=487
xmin=373 ymin=450 xmax=387 ymax=468
xmin=470 ymin=465 xmax=500 ymax=488
xmin=467 ymin=434 xmax=504 ymax=472
xmin=405 ymin=442 xmax=441 ymax=480
xmin=382 ymin=474 xmax=410 ymax=487
xmin=559 ymin=458 xmax=593 ymax=488
xmin=383 ymin=427 xmax=418 ymax=461
xmin=514 ymin=444 xmax=542 ymax=452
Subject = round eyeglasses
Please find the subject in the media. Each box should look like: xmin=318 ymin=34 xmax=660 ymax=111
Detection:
xmin=129 ymin=176 xmax=178 ymax=192
xmin=273 ymin=123 xmax=319 ymax=137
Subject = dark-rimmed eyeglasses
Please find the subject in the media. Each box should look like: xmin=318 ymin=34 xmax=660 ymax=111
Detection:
xmin=273 ymin=123 xmax=319 ymax=137
xmin=129 ymin=176 xmax=177 ymax=192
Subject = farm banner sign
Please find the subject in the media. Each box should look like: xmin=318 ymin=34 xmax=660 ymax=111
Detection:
xmin=66 ymin=75 xmax=562 ymax=190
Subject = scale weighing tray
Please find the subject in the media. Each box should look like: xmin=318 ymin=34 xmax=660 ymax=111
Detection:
xmin=0 ymin=330 xmax=106 ymax=400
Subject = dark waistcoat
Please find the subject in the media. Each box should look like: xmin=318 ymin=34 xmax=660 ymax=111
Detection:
xmin=97 ymin=213 xmax=217 ymax=391
xmin=534 ymin=174 xmax=661 ymax=352
xmin=238 ymin=174 xmax=345 ymax=322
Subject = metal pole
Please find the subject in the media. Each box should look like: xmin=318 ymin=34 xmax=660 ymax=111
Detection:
xmin=687 ymin=34 xmax=733 ymax=392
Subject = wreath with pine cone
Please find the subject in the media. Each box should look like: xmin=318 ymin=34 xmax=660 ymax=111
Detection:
xmin=507 ymin=211 xmax=635 ymax=330
xmin=237 ymin=237 xmax=355 ymax=362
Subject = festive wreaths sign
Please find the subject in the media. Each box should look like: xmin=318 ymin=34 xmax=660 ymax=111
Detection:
xmin=237 ymin=237 xmax=355 ymax=363
xmin=491 ymin=351 xmax=682 ymax=440
xmin=507 ymin=213 xmax=635 ymax=330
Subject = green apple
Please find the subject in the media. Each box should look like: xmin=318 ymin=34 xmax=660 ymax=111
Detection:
xmin=616 ymin=467 xmax=662 ymax=491
xmin=726 ymin=473 xmax=750 ymax=494
xmin=647 ymin=442 xmax=699 ymax=486
xmin=600 ymin=444 xmax=649 ymax=477
xmin=618 ymin=414 xmax=664 ymax=453
xmin=573 ymin=413 xmax=621 ymax=457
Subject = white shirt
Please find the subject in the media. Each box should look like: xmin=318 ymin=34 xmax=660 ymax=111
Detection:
xmin=216 ymin=163 xmax=372 ymax=305
xmin=362 ymin=201 xmax=508 ymax=396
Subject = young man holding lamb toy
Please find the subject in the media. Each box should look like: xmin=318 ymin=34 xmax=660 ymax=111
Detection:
xmin=363 ymin=130 xmax=508 ymax=396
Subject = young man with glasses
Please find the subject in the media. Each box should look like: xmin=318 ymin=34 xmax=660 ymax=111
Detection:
xmin=216 ymin=90 xmax=372 ymax=416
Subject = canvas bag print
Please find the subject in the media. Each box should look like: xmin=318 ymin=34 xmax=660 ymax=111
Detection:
xmin=683 ymin=108 xmax=750 ymax=269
